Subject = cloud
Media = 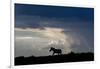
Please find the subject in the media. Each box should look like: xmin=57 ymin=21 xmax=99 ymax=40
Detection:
xmin=15 ymin=27 xmax=92 ymax=57
xmin=15 ymin=36 xmax=33 ymax=40
xmin=15 ymin=15 xmax=93 ymax=30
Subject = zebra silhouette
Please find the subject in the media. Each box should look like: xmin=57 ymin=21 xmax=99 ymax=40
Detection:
xmin=49 ymin=47 xmax=62 ymax=55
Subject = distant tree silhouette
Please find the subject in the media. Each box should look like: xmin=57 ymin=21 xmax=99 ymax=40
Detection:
xmin=49 ymin=47 xmax=62 ymax=55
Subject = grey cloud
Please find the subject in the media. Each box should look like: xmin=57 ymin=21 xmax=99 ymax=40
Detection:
xmin=15 ymin=28 xmax=93 ymax=57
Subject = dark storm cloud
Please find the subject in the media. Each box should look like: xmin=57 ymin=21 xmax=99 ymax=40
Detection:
xmin=15 ymin=3 xmax=93 ymax=21
xmin=15 ymin=3 xmax=94 ymax=29
xmin=15 ymin=15 xmax=93 ymax=29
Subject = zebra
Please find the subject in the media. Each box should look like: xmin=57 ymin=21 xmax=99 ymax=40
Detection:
xmin=49 ymin=47 xmax=62 ymax=55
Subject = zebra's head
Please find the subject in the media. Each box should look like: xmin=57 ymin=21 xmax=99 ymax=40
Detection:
xmin=49 ymin=47 xmax=55 ymax=52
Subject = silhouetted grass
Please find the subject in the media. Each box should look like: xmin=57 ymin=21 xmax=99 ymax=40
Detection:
xmin=15 ymin=52 xmax=94 ymax=66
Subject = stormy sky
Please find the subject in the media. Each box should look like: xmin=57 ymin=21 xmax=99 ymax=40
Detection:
xmin=15 ymin=4 xmax=94 ymax=57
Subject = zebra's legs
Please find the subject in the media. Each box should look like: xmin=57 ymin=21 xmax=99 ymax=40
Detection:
xmin=58 ymin=53 xmax=59 ymax=55
xmin=58 ymin=53 xmax=61 ymax=55
xmin=52 ymin=52 xmax=55 ymax=55
xmin=58 ymin=53 xmax=60 ymax=55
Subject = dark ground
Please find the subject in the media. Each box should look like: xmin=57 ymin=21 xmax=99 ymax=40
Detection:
xmin=15 ymin=52 xmax=94 ymax=66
